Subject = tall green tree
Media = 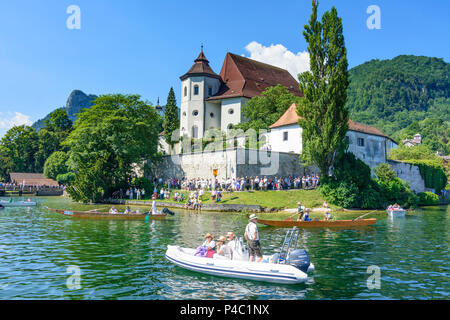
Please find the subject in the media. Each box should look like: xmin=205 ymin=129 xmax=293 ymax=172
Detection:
xmin=63 ymin=94 xmax=161 ymax=202
xmin=297 ymin=0 xmax=349 ymax=176
xmin=0 ymin=125 xmax=39 ymax=179
xmin=237 ymin=84 xmax=301 ymax=131
xmin=163 ymin=87 xmax=180 ymax=148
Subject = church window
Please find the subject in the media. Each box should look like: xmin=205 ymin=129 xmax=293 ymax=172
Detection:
xmin=283 ymin=132 xmax=288 ymax=141
xmin=183 ymin=112 xmax=186 ymax=116
xmin=208 ymin=87 xmax=213 ymax=96
xmin=210 ymin=112 xmax=214 ymax=118
xmin=192 ymin=125 xmax=199 ymax=138
xmin=193 ymin=110 xmax=199 ymax=116
xmin=194 ymin=85 xmax=199 ymax=95
xmin=357 ymin=138 xmax=365 ymax=147
xmin=227 ymin=124 xmax=233 ymax=130
xmin=228 ymin=108 xmax=234 ymax=115
xmin=184 ymin=87 xmax=187 ymax=97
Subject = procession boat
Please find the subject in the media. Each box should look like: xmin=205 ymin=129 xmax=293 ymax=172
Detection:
xmin=257 ymin=218 xmax=377 ymax=228
xmin=44 ymin=206 xmax=174 ymax=220
xmin=0 ymin=199 xmax=37 ymax=207
xmin=166 ymin=229 xmax=315 ymax=284
xmin=387 ymin=208 xmax=406 ymax=218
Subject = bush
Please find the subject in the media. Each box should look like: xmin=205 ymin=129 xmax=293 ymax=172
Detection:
xmin=417 ymin=192 xmax=440 ymax=206
xmin=131 ymin=177 xmax=153 ymax=195
xmin=56 ymin=172 xmax=76 ymax=185
xmin=319 ymin=181 xmax=359 ymax=208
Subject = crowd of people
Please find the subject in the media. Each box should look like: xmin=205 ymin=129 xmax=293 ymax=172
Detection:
xmin=154 ymin=175 xmax=320 ymax=193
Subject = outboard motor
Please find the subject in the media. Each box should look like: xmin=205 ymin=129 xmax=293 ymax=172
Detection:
xmin=287 ymin=249 xmax=310 ymax=273
xmin=162 ymin=207 xmax=175 ymax=215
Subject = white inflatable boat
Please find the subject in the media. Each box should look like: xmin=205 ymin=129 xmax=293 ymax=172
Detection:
xmin=0 ymin=199 xmax=37 ymax=207
xmin=387 ymin=207 xmax=406 ymax=217
xmin=165 ymin=229 xmax=315 ymax=284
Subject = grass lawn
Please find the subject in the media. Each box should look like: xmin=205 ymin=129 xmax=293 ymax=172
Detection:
xmin=132 ymin=189 xmax=336 ymax=210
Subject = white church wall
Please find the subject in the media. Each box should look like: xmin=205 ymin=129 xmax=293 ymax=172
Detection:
xmin=221 ymin=97 xmax=248 ymax=132
xmin=346 ymin=130 xmax=387 ymax=173
xmin=267 ymin=124 xmax=303 ymax=154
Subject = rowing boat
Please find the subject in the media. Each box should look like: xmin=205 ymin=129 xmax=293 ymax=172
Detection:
xmin=257 ymin=218 xmax=377 ymax=228
xmin=44 ymin=206 xmax=173 ymax=220
xmin=0 ymin=199 xmax=37 ymax=207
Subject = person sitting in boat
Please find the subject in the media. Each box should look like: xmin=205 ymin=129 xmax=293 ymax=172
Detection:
xmin=203 ymin=233 xmax=216 ymax=258
xmin=224 ymin=232 xmax=237 ymax=260
xmin=109 ymin=206 xmax=118 ymax=214
xmin=124 ymin=206 xmax=131 ymax=214
xmin=324 ymin=210 xmax=332 ymax=221
xmin=297 ymin=202 xmax=305 ymax=221
xmin=303 ymin=209 xmax=312 ymax=221
xmin=216 ymin=236 xmax=227 ymax=256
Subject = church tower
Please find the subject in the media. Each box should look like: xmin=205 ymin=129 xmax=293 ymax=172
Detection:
xmin=179 ymin=47 xmax=222 ymax=139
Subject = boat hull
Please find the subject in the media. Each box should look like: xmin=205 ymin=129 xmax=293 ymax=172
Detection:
xmin=45 ymin=207 xmax=167 ymax=220
xmin=257 ymin=218 xmax=377 ymax=228
xmin=387 ymin=209 xmax=406 ymax=217
xmin=165 ymin=245 xmax=313 ymax=284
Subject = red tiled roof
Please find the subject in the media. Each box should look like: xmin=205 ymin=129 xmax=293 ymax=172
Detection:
xmin=9 ymin=172 xmax=59 ymax=187
xmin=207 ymin=53 xmax=303 ymax=101
xmin=269 ymin=103 xmax=393 ymax=140
xmin=180 ymin=50 xmax=221 ymax=80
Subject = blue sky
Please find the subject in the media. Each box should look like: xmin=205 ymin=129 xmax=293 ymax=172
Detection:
xmin=0 ymin=0 xmax=449 ymax=137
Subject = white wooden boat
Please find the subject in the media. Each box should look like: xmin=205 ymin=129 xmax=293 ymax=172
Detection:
xmin=387 ymin=208 xmax=406 ymax=217
xmin=165 ymin=236 xmax=315 ymax=284
xmin=0 ymin=199 xmax=37 ymax=207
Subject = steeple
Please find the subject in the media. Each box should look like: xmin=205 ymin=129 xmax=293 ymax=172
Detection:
xmin=180 ymin=46 xmax=221 ymax=80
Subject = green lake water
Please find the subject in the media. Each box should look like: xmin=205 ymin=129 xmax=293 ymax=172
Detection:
xmin=0 ymin=197 xmax=448 ymax=300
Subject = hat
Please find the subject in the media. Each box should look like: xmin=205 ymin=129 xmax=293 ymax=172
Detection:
xmin=249 ymin=214 xmax=257 ymax=220
xmin=218 ymin=236 xmax=226 ymax=242
xmin=204 ymin=233 xmax=213 ymax=239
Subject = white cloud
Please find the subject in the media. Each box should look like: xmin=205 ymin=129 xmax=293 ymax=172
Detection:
xmin=0 ymin=111 xmax=33 ymax=130
xmin=244 ymin=41 xmax=310 ymax=80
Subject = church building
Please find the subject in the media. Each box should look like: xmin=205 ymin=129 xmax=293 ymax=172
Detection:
xmin=179 ymin=49 xmax=302 ymax=138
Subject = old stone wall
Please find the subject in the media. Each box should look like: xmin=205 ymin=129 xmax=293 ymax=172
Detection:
xmin=388 ymin=160 xmax=426 ymax=193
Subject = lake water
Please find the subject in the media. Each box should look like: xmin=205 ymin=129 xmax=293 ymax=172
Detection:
xmin=0 ymin=197 xmax=448 ymax=299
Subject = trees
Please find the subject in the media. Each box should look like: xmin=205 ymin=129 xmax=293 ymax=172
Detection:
xmin=237 ymin=84 xmax=301 ymax=131
xmin=297 ymin=0 xmax=349 ymax=177
xmin=0 ymin=125 xmax=40 ymax=179
xmin=43 ymin=151 xmax=69 ymax=180
xmin=163 ymin=87 xmax=180 ymax=148
xmin=63 ymin=94 xmax=161 ymax=202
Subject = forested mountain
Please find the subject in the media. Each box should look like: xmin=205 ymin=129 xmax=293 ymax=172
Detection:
xmin=346 ymin=55 xmax=449 ymax=154
xmin=33 ymin=90 xmax=97 ymax=131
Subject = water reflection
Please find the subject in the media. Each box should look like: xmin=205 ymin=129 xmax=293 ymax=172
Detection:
xmin=0 ymin=197 xmax=448 ymax=299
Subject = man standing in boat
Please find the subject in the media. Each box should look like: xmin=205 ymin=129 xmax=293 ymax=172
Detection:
xmin=244 ymin=214 xmax=263 ymax=262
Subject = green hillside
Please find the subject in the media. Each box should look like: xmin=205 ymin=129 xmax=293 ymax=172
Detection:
xmin=346 ymin=55 xmax=450 ymax=154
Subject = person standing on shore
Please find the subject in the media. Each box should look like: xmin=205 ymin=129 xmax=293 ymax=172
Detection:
xmin=244 ymin=214 xmax=263 ymax=262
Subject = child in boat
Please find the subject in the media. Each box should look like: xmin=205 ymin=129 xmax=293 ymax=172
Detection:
xmin=303 ymin=209 xmax=311 ymax=221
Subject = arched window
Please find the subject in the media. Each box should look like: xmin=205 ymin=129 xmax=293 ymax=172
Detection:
xmin=227 ymin=124 xmax=233 ymax=130
xmin=192 ymin=110 xmax=199 ymax=116
xmin=208 ymin=87 xmax=213 ymax=96
xmin=228 ymin=108 xmax=234 ymax=114
xmin=192 ymin=125 xmax=199 ymax=138
xmin=184 ymin=86 xmax=187 ymax=97
xmin=194 ymin=85 xmax=199 ymax=95
xmin=182 ymin=111 xmax=186 ymax=116
xmin=210 ymin=112 xmax=214 ymax=118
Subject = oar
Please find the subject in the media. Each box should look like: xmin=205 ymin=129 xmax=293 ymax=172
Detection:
xmin=353 ymin=210 xmax=377 ymax=221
